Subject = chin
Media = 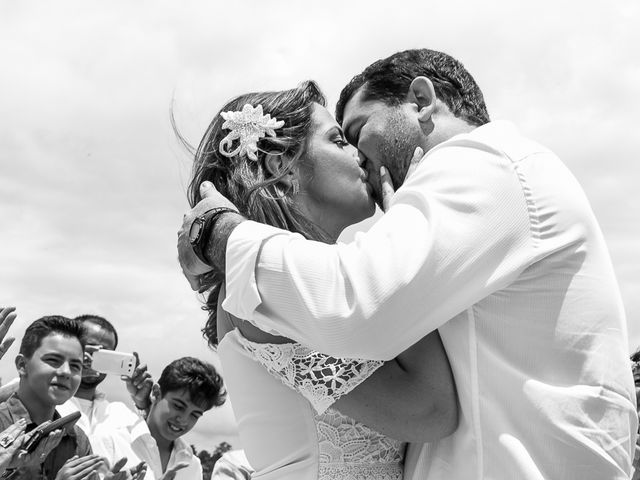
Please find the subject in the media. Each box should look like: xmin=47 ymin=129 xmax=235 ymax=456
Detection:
xmin=48 ymin=390 xmax=73 ymax=405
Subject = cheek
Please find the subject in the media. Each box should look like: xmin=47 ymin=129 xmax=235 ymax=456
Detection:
xmin=70 ymin=372 xmax=82 ymax=387
xmin=185 ymin=417 xmax=198 ymax=432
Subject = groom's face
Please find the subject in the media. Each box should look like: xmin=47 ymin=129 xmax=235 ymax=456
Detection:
xmin=341 ymin=86 xmax=424 ymax=207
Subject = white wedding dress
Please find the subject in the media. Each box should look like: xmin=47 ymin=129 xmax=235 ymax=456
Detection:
xmin=218 ymin=328 xmax=406 ymax=480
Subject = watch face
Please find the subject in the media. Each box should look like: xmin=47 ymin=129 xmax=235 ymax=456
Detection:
xmin=189 ymin=218 xmax=204 ymax=244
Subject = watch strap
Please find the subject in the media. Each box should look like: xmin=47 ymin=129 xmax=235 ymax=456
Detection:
xmin=191 ymin=207 xmax=238 ymax=264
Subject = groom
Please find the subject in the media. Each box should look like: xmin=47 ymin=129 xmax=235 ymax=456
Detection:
xmin=177 ymin=49 xmax=638 ymax=479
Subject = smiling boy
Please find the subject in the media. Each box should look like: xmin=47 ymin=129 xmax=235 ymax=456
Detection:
xmin=93 ymin=356 xmax=226 ymax=480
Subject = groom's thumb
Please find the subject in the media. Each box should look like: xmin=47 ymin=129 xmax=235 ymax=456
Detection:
xmin=200 ymin=181 xmax=216 ymax=198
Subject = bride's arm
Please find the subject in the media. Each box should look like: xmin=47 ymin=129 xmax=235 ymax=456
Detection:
xmin=333 ymin=330 xmax=458 ymax=443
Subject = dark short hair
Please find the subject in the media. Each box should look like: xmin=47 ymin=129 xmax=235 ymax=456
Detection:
xmin=19 ymin=316 xmax=86 ymax=359
xmin=158 ymin=357 xmax=226 ymax=410
xmin=75 ymin=314 xmax=119 ymax=348
xmin=336 ymin=49 xmax=490 ymax=127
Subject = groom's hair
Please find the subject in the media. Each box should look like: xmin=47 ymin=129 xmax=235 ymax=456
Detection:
xmin=336 ymin=49 xmax=490 ymax=127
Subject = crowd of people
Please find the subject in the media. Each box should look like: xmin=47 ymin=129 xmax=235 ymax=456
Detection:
xmin=0 ymin=306 xmax=229 ymax=480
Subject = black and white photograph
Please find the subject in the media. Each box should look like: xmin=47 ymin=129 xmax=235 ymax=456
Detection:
xmin=1 ymin=1 xmax=638 ymax=479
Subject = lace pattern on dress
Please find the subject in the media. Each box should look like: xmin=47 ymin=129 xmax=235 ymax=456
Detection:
xmin=236 ymin=335 xmax=384 ymax=414
xmin=316 ymin=408 xmax=404 ymax=480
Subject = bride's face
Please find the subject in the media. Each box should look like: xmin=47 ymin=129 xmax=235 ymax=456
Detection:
xmin=294 ymin=103 xmax=376 ymax=238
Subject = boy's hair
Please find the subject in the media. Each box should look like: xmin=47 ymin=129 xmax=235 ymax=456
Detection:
xmin=158 ymin=357 xmax=226 ymax=410
xmin=19 ymin=316 xmax=86 ymax=358
xmin=75 ymin=314 xmax=119 ymax=348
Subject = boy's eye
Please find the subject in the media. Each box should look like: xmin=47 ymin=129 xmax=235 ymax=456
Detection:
xmin=172 ymin=403 xmax=184 ymax=411
xmin=44 ymin=358 xmax=62 ymax=367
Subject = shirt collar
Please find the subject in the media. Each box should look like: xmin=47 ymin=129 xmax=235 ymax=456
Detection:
xmin=129 ymin=418 xmax=193 ymax=459
xmin=6 ymin=393 xmax=77 ymax=437
xmin=5 ymin=393 xmax=33 ymax=425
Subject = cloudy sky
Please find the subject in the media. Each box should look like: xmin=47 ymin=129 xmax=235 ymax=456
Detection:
xmin=1 ymin=0 xmax=638 ymax=452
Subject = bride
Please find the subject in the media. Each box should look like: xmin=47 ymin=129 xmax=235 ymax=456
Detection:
xmin=179 ymin=80 xmax=457 ymax=479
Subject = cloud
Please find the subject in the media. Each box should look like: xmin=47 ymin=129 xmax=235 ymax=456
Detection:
xmin=1 ymin=0 xmax=639 ymax=450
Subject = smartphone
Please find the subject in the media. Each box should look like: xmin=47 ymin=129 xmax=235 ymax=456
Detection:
xmin=90 ymin=349 xmax=136 ymax=377
xmin=21 ymin=411 xmax=81 ymax=454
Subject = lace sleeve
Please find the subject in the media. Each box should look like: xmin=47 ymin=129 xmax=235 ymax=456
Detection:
xmin=236 ymin=335 xmax=384 ymax=414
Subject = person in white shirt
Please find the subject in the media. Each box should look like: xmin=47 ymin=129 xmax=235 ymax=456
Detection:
xmin=177 ymin=48 xmax=638 ymax=479
xmin=59 ymin=315 xmax=153 ymax=440
xmin=92 ymin=356 xmax=226 ymax=480
xmin=210 ymin=450 xmax=253 ymax=480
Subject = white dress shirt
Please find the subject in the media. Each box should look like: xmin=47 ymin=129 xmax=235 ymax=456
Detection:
xmin=57 ymin=392 xmax=140 ymax=440
xmin=211 ymin=450 xmax=253 ymax=480
xmin=92 ymin=416 xmax=202 ymax=480
xmin=222 ymin=121 xmax=638 ymax=479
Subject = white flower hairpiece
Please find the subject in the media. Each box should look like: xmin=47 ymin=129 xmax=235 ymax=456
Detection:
xmin=219 ymin=104 xmax=285 ymax=161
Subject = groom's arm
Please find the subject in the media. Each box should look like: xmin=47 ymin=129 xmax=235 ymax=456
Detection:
xmin=207 ymin=143 xmax=536 ymax=360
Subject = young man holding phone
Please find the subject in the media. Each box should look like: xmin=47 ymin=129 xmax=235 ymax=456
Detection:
xmin=57 ymin=315 xmax=153 ymax=440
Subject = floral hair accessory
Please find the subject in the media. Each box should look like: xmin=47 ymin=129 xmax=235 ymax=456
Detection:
xmin=219 ymin=104 xmax=285 ymax=161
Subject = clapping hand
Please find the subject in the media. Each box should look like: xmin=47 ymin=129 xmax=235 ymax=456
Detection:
xmin=0 ymin=307 xmax=17 ymax=360
xmin=103 ymin=457 xmax=147 ymax=480
xmin=11 ymin=425 xmax=64 ymax=470
xmin=54 ymin=454 xmax=105 ymax=480
xmin=123 ymin=352 xmax=153 ymax=412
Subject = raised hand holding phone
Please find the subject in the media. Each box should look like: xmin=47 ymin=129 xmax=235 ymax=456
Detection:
xmin=123 ymin=352 xmax=153 ymax=411
xmin=89 ymin=350 xmax=136 ymax=377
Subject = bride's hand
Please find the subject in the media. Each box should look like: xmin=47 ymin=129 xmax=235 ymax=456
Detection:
xmin=380 ymin=146 xmax=424 ymax=212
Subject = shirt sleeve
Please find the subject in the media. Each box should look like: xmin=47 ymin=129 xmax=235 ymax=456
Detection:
xmin=222 ymin=139 xmax=538 ymax=359
xmin=211 ymin=453 xmax=252 ymax=480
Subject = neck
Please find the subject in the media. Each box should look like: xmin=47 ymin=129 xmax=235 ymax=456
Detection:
xmin=16 ymin=384 xmax=55 ymax=425
xmin=147 ymin=416 xmax=173 ymax=454
xmin=424 ymin=114 xmax=477 ymax=153
xmin=74 ymin=384 xmax=97 ymax=401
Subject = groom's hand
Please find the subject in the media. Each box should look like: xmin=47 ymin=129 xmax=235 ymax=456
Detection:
xmin=177 ymin=182 xmax=240 ymax=291
xmin=380 ymin=147 xmax=424 ymax=212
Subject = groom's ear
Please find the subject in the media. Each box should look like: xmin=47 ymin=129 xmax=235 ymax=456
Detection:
xmin=264 ymin=153 xmax=296 ymax=188
xmin=407 ymin=76 xmax=437 ymax=125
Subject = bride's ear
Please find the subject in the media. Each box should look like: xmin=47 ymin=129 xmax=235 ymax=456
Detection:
xmin=264 ymin=153 xmax=297 ymax=191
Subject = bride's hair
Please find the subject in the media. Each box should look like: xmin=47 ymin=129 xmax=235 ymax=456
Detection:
xmin=182 ymin=80 xmax=332 ymax=346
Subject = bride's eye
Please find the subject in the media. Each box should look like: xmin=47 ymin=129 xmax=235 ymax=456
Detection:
xmin=333 ymin=137 xmax=349 ymax=148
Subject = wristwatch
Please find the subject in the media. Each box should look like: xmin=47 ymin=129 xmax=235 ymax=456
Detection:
xmin=189 ymin=207 xmax=238 ymax=264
